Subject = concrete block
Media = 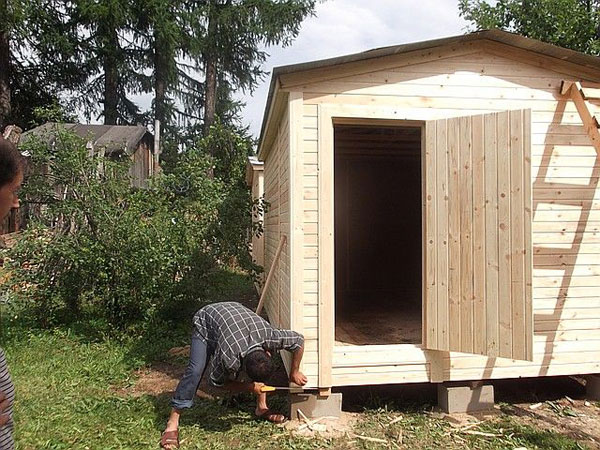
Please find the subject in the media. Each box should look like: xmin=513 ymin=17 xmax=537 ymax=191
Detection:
xmin=585 ymin=375 xmax=600 ymax=400
xmin=290 ymin=392 xmax=342 ymax=419
xmin=437 ymin=383 xmax=494 ymax=413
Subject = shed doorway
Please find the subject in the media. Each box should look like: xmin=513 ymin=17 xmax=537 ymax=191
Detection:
xmin=334 ymin=123 xmax=422 ymax=345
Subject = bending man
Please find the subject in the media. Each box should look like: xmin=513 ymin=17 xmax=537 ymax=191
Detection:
xmin=161 ymin=301 xmax=307 ymax=449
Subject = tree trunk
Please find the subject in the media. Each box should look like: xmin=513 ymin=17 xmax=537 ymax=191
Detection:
xmin=154 ymin=29 xmax=167 ymax=127
xmin=0 ymin=0 xmax=11 ymax=130
xmin=203 ymin=55 xmax=217 ymax=136
xmin=203 ymin=0 xmax=217 ymax=138
xmin=103 ymin=27 xmax=119 ymax=125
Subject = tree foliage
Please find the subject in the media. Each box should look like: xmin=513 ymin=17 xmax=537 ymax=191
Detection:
xmin=459 ymin=0 xmax=600 ymax=55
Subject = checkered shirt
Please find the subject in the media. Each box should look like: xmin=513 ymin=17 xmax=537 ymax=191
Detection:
xmin=192 ymin=302 xmax=304 ymax=387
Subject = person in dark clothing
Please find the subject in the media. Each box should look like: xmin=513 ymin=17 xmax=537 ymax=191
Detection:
xmin=160 ymin=302 xmax=307 ymax=449
xmin=0 ymin=137 xmax=24 ymax=450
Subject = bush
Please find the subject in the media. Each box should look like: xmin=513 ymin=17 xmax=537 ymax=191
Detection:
xmin=1 ymin=123 xmax=261 ymax=329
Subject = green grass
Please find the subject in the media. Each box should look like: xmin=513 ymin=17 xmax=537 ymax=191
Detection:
xmin=5 ymin=325 xmax=591 ymax=450
xmin=352 ymin=408 xmax=588 ymax=449
xmin=0 ymin=269 xmax=591 ymax=449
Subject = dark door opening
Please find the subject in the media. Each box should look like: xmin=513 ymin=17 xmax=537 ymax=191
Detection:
xmin=334 ymin=124 xmax=422 ymax=345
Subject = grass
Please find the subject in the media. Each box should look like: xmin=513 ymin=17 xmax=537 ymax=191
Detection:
xmin=0 ymin=269 xmax=592 ymax=449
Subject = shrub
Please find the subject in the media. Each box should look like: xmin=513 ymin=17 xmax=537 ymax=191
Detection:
xmin=1 ymin=123 xmax=261 ymax=329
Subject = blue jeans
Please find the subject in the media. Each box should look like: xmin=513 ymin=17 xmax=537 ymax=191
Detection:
xmin=171 ymin=333 xmax=210 ymax=410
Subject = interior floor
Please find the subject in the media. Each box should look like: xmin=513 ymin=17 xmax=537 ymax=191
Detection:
xmin=335 ymin=293 xmax=422 ymax=345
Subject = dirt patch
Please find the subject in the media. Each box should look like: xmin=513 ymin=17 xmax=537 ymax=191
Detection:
xmin=116 ymin=361 xmax=222 ymax=399
xmin=284 ymin=412 xmax=359 ymax=439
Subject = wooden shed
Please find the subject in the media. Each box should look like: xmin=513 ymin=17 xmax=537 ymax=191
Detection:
xmin=250 ymin=29 xmax=600 ymax=392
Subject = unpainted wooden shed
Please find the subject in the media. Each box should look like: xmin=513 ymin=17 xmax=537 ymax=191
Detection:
xmin=248 ymin=30 xmax=600 ymax=391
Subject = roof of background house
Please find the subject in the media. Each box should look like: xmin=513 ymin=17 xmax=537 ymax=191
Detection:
xmin=21 ymin=122 xmax=152 ymax=155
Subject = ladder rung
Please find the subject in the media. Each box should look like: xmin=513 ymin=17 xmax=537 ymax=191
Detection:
xmin=581 ymin=87 xmax=600 ymax=100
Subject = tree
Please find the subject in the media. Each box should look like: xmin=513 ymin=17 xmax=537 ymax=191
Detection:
xmin=72 ymin=0 xmax=148 ymax=125
xmin=0 ymin=0 xmax=10 ymax=130
xmin=0 ymin=0 xmax=84 ymax=130
xmin=191 ymin=0 xmax=317 ymax=136
xmin=459 ymin=0 xmax=600 ymax=56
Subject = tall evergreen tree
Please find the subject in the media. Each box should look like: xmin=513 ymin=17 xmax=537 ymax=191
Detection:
xmin=0 ymin=0 xmax=10 ymax=130
xmin=459 ymin=0 xmax=600 ymax=55
xmin=0 ymin=0 xmax=86 ymax=130
xmin=178 ymin=0 xmax=317 ymax=138
xmin=72 ymin=0 xmax=148 ymax=125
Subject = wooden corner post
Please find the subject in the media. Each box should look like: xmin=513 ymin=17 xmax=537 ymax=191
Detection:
xmin=318 ymin=105 xmax=334 ymax=391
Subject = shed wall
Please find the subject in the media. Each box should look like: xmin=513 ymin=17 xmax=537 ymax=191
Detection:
xmin=296 ymin=49 xmax=600 ymax=386
xmin=263 ymin=106 xmax=291 ymax=330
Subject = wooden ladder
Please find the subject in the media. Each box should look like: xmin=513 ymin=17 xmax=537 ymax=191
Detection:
xmin=529 ymin=80 xmax=600 ymax=373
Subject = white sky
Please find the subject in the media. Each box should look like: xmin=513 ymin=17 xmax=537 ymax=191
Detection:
xmin=240 ymin=0 xmax=470 ymax=138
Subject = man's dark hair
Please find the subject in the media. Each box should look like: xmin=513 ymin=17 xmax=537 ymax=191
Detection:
xmin=0 ymin=138 xmax=23 ymax=188
xmin=244 ymin=349 xmax=275 ymax=382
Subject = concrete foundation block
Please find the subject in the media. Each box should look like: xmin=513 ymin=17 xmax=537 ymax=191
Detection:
xmin=437 ymin=383 xmax=494 ymax=413
xmin=290 ymin=392 xmax=342 ymax=419
xmin=585 ymin=375 xmax=600 ymax=401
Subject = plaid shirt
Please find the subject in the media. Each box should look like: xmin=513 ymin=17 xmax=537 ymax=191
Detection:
xmin=192 ymin=302 xmax=304 ymax=387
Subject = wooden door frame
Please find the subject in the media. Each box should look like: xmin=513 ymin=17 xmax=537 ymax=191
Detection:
xmin=317 ymin=104 xmax=424 ymax=388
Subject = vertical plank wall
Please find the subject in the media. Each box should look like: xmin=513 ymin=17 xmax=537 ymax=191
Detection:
xmin=292 ymin=47 xmax=600 ymax=385
xmin=424 ymin=111 xmax=532 ymax=362
xmin=263 ymin=107 xmax=291 ymax=330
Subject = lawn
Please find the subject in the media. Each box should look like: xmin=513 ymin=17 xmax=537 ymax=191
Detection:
xmin=1 ymin=271 xmax=596 ymax=449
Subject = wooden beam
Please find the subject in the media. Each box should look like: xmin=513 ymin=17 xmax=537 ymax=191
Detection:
xmin=318 ymin=105 xmax=335 ymax=389
xmin=256 ymin=235 xmax=287 ymax=316
xmin=560 ymin=80 xmax=575 ymax=96
xmin=289 ymin=91 xmax=305 ymax=341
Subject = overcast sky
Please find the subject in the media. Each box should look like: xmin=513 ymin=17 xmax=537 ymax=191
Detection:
xmin=240 ymin=0 xmax=470 ymax=138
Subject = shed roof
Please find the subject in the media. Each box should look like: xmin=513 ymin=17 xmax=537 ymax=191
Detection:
xmin=257 ymin=29 xmax=600 ymax=158
xmin=21 ymin=122 xmax=152 ymax=155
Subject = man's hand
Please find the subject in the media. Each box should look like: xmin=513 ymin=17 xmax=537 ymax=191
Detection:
xmin=251 ymin=382 xmax=266 ymax=395
xmin=289 ymin=370 xmax=307 ymax=386
xmin=0 ymin=391 xmax=11 ymax=426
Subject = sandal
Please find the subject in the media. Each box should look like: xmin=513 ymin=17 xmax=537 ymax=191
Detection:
xmin=160 ymin=430 xmax=180 ymax=449
xmin=256 ymin=409 xmax=286 ymax=424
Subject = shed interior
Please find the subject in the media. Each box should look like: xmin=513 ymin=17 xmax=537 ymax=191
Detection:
xmin=334 ymin=124 xmax=422 ymax=345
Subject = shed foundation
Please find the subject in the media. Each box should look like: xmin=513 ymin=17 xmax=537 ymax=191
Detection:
xmin=437 ymin=383 xmax=494 ymax=413
xmin=289 ymin=392 xmax=343 ymax=419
